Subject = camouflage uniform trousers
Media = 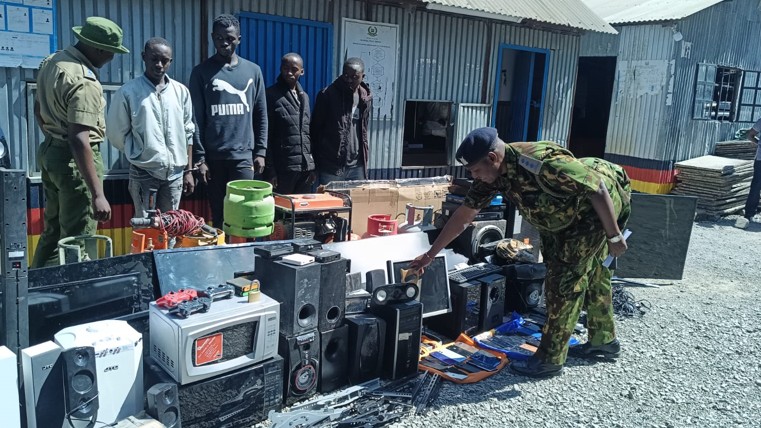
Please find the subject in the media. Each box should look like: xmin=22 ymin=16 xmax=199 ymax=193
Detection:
xmin=537 ymin=160 xmax=632 ymax=366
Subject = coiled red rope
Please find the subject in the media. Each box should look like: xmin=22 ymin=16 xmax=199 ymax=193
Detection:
xmin=155 ymin=209 xmax=207 ymax=237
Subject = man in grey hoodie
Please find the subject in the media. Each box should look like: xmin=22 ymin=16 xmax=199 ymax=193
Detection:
xmin=107 ymin=37 xmax=195 ymax=217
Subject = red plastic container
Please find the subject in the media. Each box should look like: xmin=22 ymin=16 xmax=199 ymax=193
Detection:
xmin=366 ymin=214 xmax=398 ymax=237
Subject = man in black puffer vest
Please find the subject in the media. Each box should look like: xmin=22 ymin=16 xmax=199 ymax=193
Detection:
xmin=265 ymin=53 xmax=315 ymax=193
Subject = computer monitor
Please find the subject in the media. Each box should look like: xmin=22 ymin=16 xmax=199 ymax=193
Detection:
xmin=386 ymin=254 xmax=451 ymax=318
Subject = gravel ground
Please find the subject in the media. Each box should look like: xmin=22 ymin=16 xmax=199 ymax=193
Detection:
xmin=391 ymin=215 xmax=761 ymax=428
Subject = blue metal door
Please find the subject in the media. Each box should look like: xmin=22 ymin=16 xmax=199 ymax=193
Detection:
xmin=238 ymin=13 xmax=333 ymax=108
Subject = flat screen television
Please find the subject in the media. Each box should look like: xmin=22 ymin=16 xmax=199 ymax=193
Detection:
xmin=386 ymin=254 xmax=451 ymax=318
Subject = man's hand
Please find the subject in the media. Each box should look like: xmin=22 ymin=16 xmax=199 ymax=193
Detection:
xmin=408 ymin=252 xmax=433 ymax=274
xmin=608 ymin=238 xmax=628 ymax=258
xmin=92 ymin=195 xmax=111 ymax=223
xmin=183 ymin=171 xmax=195 ymax=194
xmin=197 ymin=162 xmax=210 ymax=184
xmin=269 ymin=175 xmax=278 ymax=189
xmin=253 ymin=156 xmax=266 ymax=174
xmin=307 ymin=171 xmax=317 ymax=185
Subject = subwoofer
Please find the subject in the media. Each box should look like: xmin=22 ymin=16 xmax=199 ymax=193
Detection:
xmin=315 ymin=255 xmax=348 ymax=332
xmin=370 ymin=301 xmax=423 ymax=380
xmin=278 ymin=331 xmax=319 ymax=405
xmin=61 ymin=346 xmax=99 ymax=423
xmin=258 ymin=257 xmax=321 ymax=336
xmin=503 ymin=263 xmax=546 ymax=313
xmin=425 ymin=281 xmax=481 ymax=339
xmin=318 ymin=325 xmax=348 ymax=393
xmin=478 ymin=274 xmax=506 ymax=331
xmin=147 ymin=383 xmax=181 ymax=428
xmin=344 ymin=314 xmax=386 ymax=384
xmin=21 ymin=341 xmax=66 ymax=428
xmin=453 ymin=220 xmax=506 ymax=261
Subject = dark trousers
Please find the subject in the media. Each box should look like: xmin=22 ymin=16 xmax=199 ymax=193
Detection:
xmin=744 ymin=160 xmax=761 ymax=219
xmin=207 ymin=158 xmax=254 ymax=228
xmin=275 ymin=170 xmax=314 ymax=194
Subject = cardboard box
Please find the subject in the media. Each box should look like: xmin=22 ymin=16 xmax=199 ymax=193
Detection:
xmin=324 ymin=177 xmax=451 ymax=236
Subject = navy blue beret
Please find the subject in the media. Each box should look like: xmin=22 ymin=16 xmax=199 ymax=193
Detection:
xmin=455 ymin=127 xmax=498 ymax=166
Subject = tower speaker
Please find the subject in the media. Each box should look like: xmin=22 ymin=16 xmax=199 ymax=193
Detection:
xmin=344 ymin=314 xmax=386 ymax=384
xmin=453 ymin=219 xmax=506 ymax=261
xmin=61 ymin=346 xmax=99 ymax=423
xmin=146 ymin=383 xmax=181 ymax=428
xmin=478 ymin=274 xmax=506 ymax=331
xmin=258 ymin=257 xmax=321 ymax=336
xmin=21 ymin=341 xmax=66 ymax=428
xmin=426 ymin=281 xmax=481 ymax=339
xmin=318 ymin=325 xmax=348 ymax=393
xmin=503 ymin=263 xmax=546 ymax=313
xmin=278 ymin=331 xmax=320 ymax=405
xmin=370 ymin=301 xmax=423 ymax=380
xmin=315 ymin=255 xmax=348 ymax=332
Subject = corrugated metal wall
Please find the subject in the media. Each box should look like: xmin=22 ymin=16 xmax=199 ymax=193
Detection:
xmin=580 ymin=31 xmax=619 ymax=57
xmin=604 ymin=24 xmax=676 ymax=162
xmin=668 ymin=0 xmax=761 ymax=161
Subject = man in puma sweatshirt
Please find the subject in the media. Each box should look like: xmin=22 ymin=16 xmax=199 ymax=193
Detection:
xmin=189 ymin=14 xmax=267 ymax=228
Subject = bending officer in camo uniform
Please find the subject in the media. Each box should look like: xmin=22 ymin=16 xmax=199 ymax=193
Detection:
xmin=409 ymin=127 xmax=631 ymax=378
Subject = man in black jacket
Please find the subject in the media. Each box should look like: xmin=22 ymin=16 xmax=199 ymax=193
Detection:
xmin=311 ymin=57 xmax=372 ymax=184
xmin=265 ymin=53 xmax=315 ymax=194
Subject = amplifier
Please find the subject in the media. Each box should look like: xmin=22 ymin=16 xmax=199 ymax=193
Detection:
xmin=144 ymin=356 xmax=283 ymax=428
xmin=370 ymin=301 xmax=423 ymax=380
xmin=149 ymin=294 xmax=280 ymax=385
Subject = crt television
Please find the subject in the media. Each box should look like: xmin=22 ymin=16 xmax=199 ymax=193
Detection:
xmin=386 ymin=254 xmax=451 ymax=318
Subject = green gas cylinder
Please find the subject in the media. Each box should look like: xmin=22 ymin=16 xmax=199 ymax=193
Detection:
xmin=223 ymin=180 xmax=275 ymax=238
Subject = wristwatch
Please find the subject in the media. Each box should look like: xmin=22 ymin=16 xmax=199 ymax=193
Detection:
xmin=607 ymin=233 xmax=625 ymax=244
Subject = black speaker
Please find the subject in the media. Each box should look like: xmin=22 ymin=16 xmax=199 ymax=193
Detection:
xmin=453 ymin=220 xmax=506 ymax=261
xmin=278 ymin=331 xmax=320 ymax=405
xmin=425 ymin=281 xmax=481 ymax=339
xmin=370 ymin=283 xmax=419 ymax=307
xmin=316 ymin=256 xmax=349 ymax=332
xmin=345 ymin=314 xmax=386 ymax=384
xmin=258 ymin=257 xmax=321 ymax=336
xmin=365 ymin=269 xmax=387 ymax=292
xmin=61 ymin=346 xmax=99 ymax=422
xmin=318 ymin=325 xmax=349 ymax=393
xmin=147 ymin=383 xmax=181 ymax=428
xmin=478 ymin=274 xmax=506 ymax=331
xmin=370 ymin=301 xmax=423 ymax=380
xmin=503 ymin=263 xmax=546 ymax=313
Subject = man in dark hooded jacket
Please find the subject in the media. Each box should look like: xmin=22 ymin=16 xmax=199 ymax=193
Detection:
xmin=311 ymin=57 xmax=372 ymax=184
xmin=265 ymin=53 xmax=315 ymax=193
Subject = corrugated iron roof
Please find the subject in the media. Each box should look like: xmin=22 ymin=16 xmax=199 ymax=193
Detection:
xmin=582 ymin=0 xmax=724 ymax=24
xmin=422 ymin=0 xmax=618 ymax=34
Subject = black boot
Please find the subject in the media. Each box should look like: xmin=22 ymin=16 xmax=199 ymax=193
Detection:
xmin=509 ymin=356 xmax=563 ymax=378
xmin=567 ymin=338 xmax=621 ymax=359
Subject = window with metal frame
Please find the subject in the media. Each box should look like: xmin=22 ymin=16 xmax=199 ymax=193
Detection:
xmin=737 ymin=70 xmax=761 ymax=123
xmin=401 ymin=100 xmax=453 ymax=167
xmin=693 ymin=64 xmax=742 ymax=122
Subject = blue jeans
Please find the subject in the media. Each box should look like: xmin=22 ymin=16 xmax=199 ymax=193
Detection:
xmin=128 ymin=165 xmax=183 ymax=218
xmin=319 ymin=166 xmax=366 ymax=186
xmin=744 ymin=160 xmax=761 ymax=219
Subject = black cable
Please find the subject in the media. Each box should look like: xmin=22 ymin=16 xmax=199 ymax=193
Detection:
xmin=612 ymin=283 xmax=652 ymax=318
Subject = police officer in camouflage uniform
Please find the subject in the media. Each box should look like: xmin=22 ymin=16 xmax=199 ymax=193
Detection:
xmin=410 ymin=127 xmax=631 ymax=378
xmin=32 ymin=17 xmax=129 ymax=268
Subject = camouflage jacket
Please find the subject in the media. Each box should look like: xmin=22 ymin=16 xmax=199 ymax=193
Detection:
xmin=463 ymin=141 xmax=629 ymax=233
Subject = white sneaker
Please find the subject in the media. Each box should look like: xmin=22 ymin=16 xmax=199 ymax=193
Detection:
xmin=735 ymin=217 xmax=750 ymax=229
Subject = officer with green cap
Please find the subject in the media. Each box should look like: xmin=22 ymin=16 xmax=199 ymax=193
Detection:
xmin=410 ymin=127 xmax=632 ymax=378
xmin=32 ymin=16 xmax=129 ymax=268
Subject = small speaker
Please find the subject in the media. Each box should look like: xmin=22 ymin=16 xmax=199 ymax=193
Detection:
xmin=316 ymin=256 xmax=349 ymax=332
xmin=21 ymin=341 xmax=66 ymax=428
xmin=258 ymin=257 xmax=321 ymax=336
xmin=370 ymin=283 xmax=419 ymax=307
xmin=453 ymin=220 xmax=506 ymax=261
xmin=503 ymin=263 xmax=546 ymax=313
xmin=370 ymin=301 xmax=423 ymax=380
xmin=147 ymin=383 xmax=181 ymax=428
xmin=278 ymin=331 xmax=320 ymax=405
xmin=478 ymin=274 xmax=506 ymax=331
xmin=365 ymin=269 xmax=387 ymax=292
xmin=345 ymin=314 xmax=386 ymax=384
xmin=318 ymin=325 xmax=349 ymax=393
xmin=62 ymin=346 xmax=99 ymax=422
xmin=426 ymin=281 xmax=481 ymax=339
